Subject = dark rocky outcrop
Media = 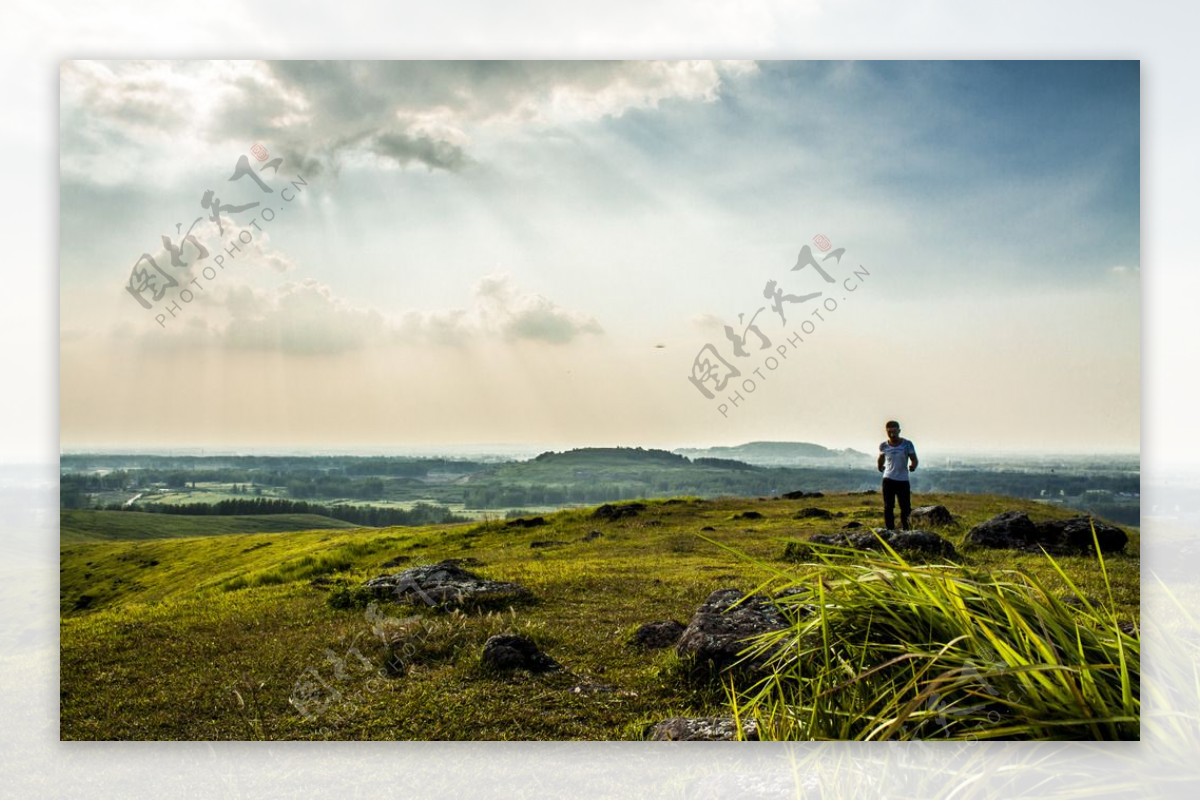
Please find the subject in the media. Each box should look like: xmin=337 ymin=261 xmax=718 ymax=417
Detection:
xmin=963 ymin=511 xmax=1039 ymax=549
xmin=795 ymin=529 xmax=957 ymax=560
xmin=363 ymin=560 xmax=533 ymax=611
xmin=793 ymin=507 xmax=833 ymax=520
xmin=648 ymin=717 xmax=759 ymax=741
xmin=505 ymin=516 xmax=548 ymax=528
xmin=592 ymin=502 xmax=646 ymax=521
xmin=481 ymin=634 xmax=560 ymax=673
xmin=965 ymin=512 xmax=1128 ymax=555
xmin=782 ymin=490 xmax=824 ymax=500
xmin=676 ymin=589 xmax=789 ymax=676
xmin=733 ymin=510 xmax=764 ymax=520
xmin=1034 ymin=516 xmax=1129 ymax=554
xmin=842 ymin=521 xmax=864 ymax=529
xmin=529 ymin=540 xmax=568 ymax=549
xmin=911 ymin=505 xmax=955 ymax=528
xmin=627 ymin=620 xmax=686 ymax=650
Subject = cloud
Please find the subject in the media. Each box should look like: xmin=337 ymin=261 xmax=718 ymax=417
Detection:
xmin=136 ymin=272 xmax=602 ymax=354
xmin=690 ymin=312 xmax=726 ymax=332
xmin=222 ymin=280 xmax=388 ymax=354
xmin=372 ymin=129 xmax=471 ymax=172
xmin=61 ymin=60 xmax=758 ymax=182
xmin=398 ymin=273 xmax=604 ymax=346
xmin=473 ymin=273 xmax=604 ymax=344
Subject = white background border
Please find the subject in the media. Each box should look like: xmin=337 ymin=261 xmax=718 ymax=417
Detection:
xmin=3 ymin=1 xmax=1197 ymax=797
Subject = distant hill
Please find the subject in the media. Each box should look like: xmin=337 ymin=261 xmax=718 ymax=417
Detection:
xmin=532 ymin=446 xmax=689 ymax=466
xmin=674 ymin=441 xmax=869 ymax=466
xmin=462 ymin=446 xmax=869 ymax=508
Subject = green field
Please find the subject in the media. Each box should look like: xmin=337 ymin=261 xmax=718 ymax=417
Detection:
xmin=60 ymin=493 xmax=1139 ymax=740
xmin=60 ymin=509 xmax=361 ymax=543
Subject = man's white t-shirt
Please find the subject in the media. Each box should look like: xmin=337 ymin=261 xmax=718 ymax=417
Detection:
xmin=880 ymin=438 xmax=917 ymax=481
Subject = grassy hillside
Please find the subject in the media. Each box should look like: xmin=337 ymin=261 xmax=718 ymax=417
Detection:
xmin=59 ymin=492 xmax=1139 ymax=740
xmin=60 ymin=510 xmax=361 ymax=543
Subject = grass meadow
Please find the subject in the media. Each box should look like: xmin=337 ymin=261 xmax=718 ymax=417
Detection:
xmin=59 ymin=492 xmax=1139 ymax=740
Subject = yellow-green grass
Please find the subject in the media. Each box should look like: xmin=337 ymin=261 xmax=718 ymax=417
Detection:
xmin=60 ymin=493 xmax=1139 ymax=740
xmin=60 ymin=510 xmax=360 ymax=543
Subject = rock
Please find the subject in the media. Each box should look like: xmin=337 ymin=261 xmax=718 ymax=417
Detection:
xmin=592 ymin=502 xmax=646 ymax=521
xmin=700 ymin=525 xmax=716 ymax=531
xmin=648 ymin=717 xmax=759 ymax=741
xmin=793 ymin=507 xmax=834 ymax=520
xmin=363 ymin=560 xmax=533 ymax=611
xmin=676 ymin=589 xmax=789 ymax=675
xmin=505 ymin=516 xmax=547 ymax=528
xmin=964 ymin=511 xmax=1040 ymax=550
xmin=911 ymin=505 xmax=955 ymax=527
xmin=628 ymin=620 xmax=686 ymax=649
xmin=733 ymin=510 xmax=764 ymax=520
xmin=782 ymin=490 xmax=824 ymax=499
xmin=885 ymin=530 xmax=959 ymax=558
xmin=842 ymin=521 xmax=864 ymax=529
xmin=529 ymin=540 xmax=568 ymax=549
xmin=1034 ymin=516 xmax=1128 ymax=554
xmin=804 ymin=529 xmax=957 ymax=559
xmin=481 ymin=634 xmax=560 ymax=673
xmin=581 ymin=530 xmax=603 ymax=542
xmin=965 ymin=512 xmax=1128 ymax=555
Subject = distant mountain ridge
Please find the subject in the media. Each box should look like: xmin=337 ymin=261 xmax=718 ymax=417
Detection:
xmin=674 ymin=441 xmax=868 ymax=465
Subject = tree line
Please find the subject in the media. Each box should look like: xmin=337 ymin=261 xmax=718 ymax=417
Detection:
xmin=119 ymin=498 xmax=470 ymax=527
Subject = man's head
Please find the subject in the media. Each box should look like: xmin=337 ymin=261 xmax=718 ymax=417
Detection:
xmin=885 ymin=421 xmax=901 ymax=438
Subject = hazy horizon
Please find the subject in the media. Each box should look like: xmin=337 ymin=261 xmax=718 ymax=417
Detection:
xmin=58 ymin=440 xmax=1142 ymax=461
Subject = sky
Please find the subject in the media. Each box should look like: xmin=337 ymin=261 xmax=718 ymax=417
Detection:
xmin=58 ymin=59 xmax=1140 ymax=456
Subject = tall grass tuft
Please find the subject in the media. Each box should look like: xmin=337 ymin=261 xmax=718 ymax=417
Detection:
xmin=724 ymin=532 xmax=1139 ymax=740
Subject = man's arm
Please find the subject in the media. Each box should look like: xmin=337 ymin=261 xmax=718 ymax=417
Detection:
xmin=908 ymin=442 xmax=918 ymax=472
xmin=877 ymin=452 xmax=885 ymax=472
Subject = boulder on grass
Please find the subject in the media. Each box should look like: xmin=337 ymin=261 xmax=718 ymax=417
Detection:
xmin=592 ymin=502 xmax=646 ymax=521
xmin=481 ymin=634 xmax=560 ymax=673
xmin=627 ymin=620 xmax=686 ymax=650
xmin=505 ymin=516 xmax=547 ymax=528
xmin=963 ymin=511 xmax=1039 ymax=550
xmin=911 ymin=505 xmax=955 ymax=528
xmin=676 ymin=589 xmax=789 ymax=676
xmin=363 ymin=560 xmax=533 ymax=611
xmin=965 ymin=512 xmax=1128 ymax=555
xmin=1034 ymin=516 xmax=1128 ymax=554
xmin=793 ymin=507 xmax=834 ymax=520
xmin=648 ymin=717 xmax=759 ymax=741
xmin=800 ymin=529 xmax=957 ymax=560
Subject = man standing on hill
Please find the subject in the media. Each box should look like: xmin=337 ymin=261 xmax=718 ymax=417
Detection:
xmin=878 ymin=420 xmax=918 ymax=530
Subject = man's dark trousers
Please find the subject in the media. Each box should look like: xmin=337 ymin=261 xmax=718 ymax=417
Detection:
xmin=882 ymin=477 xmax=911 ymax=530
